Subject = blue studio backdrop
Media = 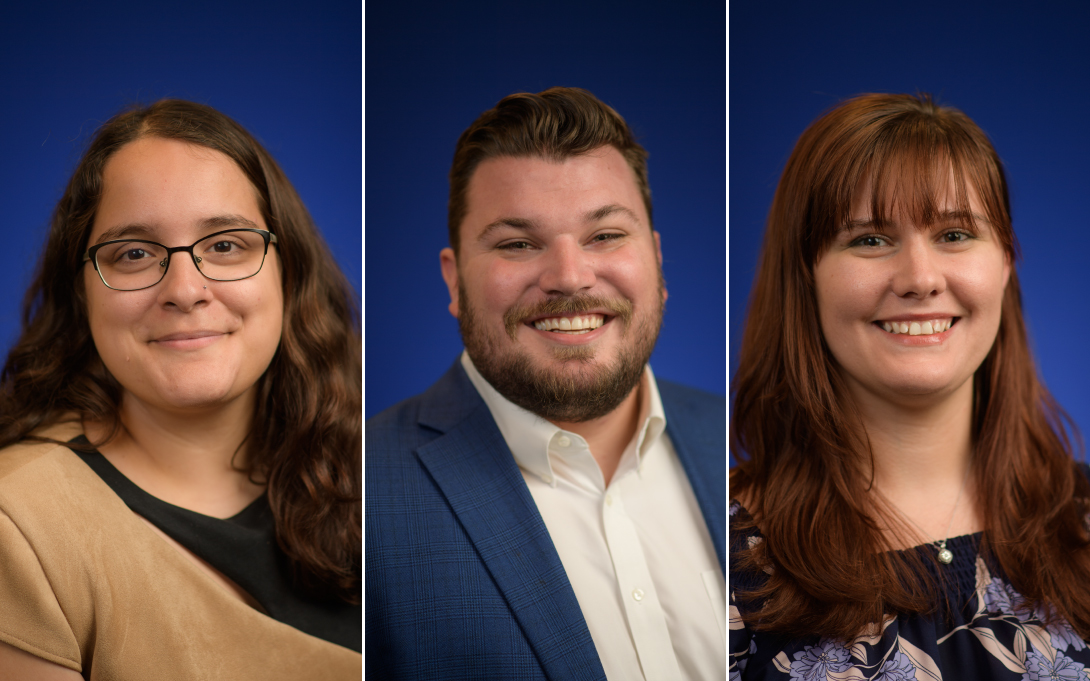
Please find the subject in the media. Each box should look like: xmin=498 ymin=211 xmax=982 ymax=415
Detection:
xmin=0 ymin=1 xmax=361 ymax=364
xmin=730 ymin=1 xmax=1090 ymax=464
xmin=365 ymin=1 xmax=727 ymax=418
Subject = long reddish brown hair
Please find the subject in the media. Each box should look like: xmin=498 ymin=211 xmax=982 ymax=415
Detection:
xmin=0 ymin=100 xmax=361 ymax=602
xmin=731 ymin=93 xmax=1090 ymax=640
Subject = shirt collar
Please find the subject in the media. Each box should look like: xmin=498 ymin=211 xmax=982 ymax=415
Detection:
xmin=461 ymin=351 xmax=667 ymax=486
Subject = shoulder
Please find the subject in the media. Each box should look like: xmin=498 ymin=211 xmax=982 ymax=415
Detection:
xmin=657 ymin=378 xmax=725 ymax=446
xmin=0 ymin=420 xmax=84 ymax=485
xmin=0 ymin=420 xmax=106 ymax=522
xmin=0 ymin=422 xmax=99 ymax=530
xmin=0 ymin=421 xmax=102 ymax=672
xmin=728 ymin=500 xmax=772 ymax=679
xmin=365 ymin=360 xmax=503 ymax=509
xmin=0 ymin=420 xmax=126 ymax=551
xmin=366 ymin=360 xmax=482 ymax=452
xmin=729 ymin=500 xmax=768 ymax=590
xmin=657 ymin=378 xmax=726 ymax=415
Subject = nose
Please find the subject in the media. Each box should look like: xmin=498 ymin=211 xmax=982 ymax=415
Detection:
xmin=156 ymin=251 xmax=211 ymax=310
xmin=891 ymin=238 xmax=945 ymax=299
xmin=537 ymin=237 xmax=596 ymax=295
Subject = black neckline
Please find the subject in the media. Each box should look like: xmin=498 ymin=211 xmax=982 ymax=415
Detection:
xmin=69 ymin=434 xmax=266 ymax=524
xmin=66 ymin=435 xmax=361 ymax=652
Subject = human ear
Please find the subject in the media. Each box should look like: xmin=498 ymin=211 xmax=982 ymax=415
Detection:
xmin=439 ymin=248 xmax=460 ymax=318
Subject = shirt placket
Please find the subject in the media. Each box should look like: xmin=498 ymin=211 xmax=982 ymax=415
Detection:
xmin=601 ymin=481 xmax=682 ymax=681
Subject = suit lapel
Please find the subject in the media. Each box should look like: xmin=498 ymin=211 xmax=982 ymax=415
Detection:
xmin=415 ymin=365 xmax=606 ymax=681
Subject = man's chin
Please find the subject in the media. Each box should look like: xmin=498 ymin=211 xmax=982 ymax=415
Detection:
xmin=549 ymin=344 xmax=597 ymax=362
xmin=469 ymin=347 xmax=645 ymax=423
xmin=458 ymin=288 xmax=663 ymax=423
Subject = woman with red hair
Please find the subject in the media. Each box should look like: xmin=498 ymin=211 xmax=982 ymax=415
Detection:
xmin=730 ymin=93 xmax=1090 ymax=679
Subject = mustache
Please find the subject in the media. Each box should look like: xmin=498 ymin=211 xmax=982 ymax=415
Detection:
xmin=503 ymin=295 xmax=634 ymax=340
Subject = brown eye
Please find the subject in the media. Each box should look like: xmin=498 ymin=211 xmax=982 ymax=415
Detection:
xmin=121 ymin=248 xmax=151 ymax=262
xmin=850 ymin=235 xmax=887 ymax=248
xmin=498 ymin=240 xmax=533 ymax=251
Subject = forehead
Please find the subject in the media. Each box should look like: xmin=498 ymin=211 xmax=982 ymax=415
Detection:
xmin=461 ymin=147 xmax=647 ymax=238
xmin=846 ymin=163 xmax=987 ymax=226
xmin=91 ymin=137 xmax=262 ymax=242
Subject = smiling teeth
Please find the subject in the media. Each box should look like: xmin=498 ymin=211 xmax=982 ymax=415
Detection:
xmin=534 ymin=314 xmax=605 ymax=334
xmin=880 ymin=319 xmax=953 ymax=336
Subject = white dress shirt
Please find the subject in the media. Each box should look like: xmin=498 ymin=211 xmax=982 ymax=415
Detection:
xmin=462 ymin=352 xmax=726 ymax=681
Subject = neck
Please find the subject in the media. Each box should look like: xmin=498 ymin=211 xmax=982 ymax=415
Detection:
xmin=849 ymin=378 xmax=981 ymax=545
xmin=549 ymin=376 xmax=644 ymax=487
xmin=86 ymin=389 xmax=265 ymax=518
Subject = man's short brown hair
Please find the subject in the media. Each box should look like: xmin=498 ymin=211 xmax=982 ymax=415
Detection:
xmin=448 ymin=87 xmax=651 ymax=253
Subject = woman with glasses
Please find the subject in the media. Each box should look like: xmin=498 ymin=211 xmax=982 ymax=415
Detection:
xmin=730 ymin=94 xmax=1090 ymax=679
xmin=0 ymin=101 xmax=360 ymax=679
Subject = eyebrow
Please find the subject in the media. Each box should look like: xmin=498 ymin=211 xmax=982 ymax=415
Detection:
xmin=844 ymin=210 xmax=990 ymax=230
xmin=94 ymin=214 xmax=261 ymax=245
xmin=474 ymin=204 xmax=641 ymax=243
xmin=584 ymin=203 xmax=640 ymax=224
xmin=475 ymin=217 xmax=537 ymax=243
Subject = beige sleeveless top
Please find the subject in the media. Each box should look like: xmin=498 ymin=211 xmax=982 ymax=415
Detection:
xmin=0 ymin=421 xmax=360 ymax=680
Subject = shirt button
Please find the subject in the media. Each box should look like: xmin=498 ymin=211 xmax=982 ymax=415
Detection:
xmin=542 ymin=474 xmax=553 ymax=484
xmin=632 ymin=588 xmax=645 ymax=602
xmin=557 ymin=436 xmax=571 ymax=447
xmin=605 ymin=494 xmax=613 ymax=506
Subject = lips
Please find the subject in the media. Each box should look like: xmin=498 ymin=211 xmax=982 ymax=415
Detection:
xmin=152 ymin=329 xmax=224 ymax=339
xmin=532 ymin=314 xmax=605 ymax=334
xmin=877 ymin=318 xmax=957 ymax=336
xmin=503 ymin=295 xmax=634 ymax=340
xmin=152 ymin=330 xmax=225 ymax=343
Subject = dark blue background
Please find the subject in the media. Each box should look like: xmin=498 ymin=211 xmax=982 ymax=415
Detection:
xmin=365 ymin=1 xmax=727 ymax=418
xmin=0 ymin=1 xmax=361 ymax=364
xmin=731 ymin=1 xmax=1090 ymax=462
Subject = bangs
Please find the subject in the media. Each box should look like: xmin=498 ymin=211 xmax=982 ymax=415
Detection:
xmin=804 ymin=101 xmax=1016 ymax=262
xmin=864 ymin=150 xmax=976 ymax=232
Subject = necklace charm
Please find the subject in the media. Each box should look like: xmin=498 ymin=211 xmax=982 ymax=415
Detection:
xmin=885 ymin=464 xmax=970 ymax=568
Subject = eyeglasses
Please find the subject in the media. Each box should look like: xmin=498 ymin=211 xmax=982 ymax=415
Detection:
xmin=83 ymin=229 xmax=278 ymax=291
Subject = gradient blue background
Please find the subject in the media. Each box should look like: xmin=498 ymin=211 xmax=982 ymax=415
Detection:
xmin=731 ymin=2 xmax=1090 ymax=463
xmin=365 ymin=1 xmax=727 ymax=418
xmin=0 ymin=1 xmax=361 ymax=365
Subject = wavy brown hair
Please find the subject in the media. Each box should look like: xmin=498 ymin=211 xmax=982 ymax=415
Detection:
xmin=0 ymin=100 xmax=361 ymax=602
xmin=730 ymin=93 xmax=1090 ymax=640
xmin=448 ymin=86 xmax=651 ymax=252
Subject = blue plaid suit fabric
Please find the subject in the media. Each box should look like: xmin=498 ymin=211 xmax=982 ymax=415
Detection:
xmin=365 ymin=361 xmax=725 ymax=680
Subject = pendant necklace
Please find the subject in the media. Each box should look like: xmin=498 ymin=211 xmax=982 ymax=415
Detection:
xmin=889 ymin=465 xmax=971 ymax=565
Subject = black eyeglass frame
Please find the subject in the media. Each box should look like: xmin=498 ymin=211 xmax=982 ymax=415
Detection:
xmin=82 ymin=228 xmax=279 ymax=292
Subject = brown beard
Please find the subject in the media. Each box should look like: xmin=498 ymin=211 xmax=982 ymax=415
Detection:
xmin=458 ymin=281 xmax=664 ymax=423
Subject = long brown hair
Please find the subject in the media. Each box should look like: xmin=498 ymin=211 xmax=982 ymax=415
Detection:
xmin=730 ymin=93 xmax=1090 ymax=640
xmin=0 ymin=100 xmax=361 ymax=602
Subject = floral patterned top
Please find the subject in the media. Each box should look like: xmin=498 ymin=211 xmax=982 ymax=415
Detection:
xmin=729 ymin=497 xmax=1090 ymax=681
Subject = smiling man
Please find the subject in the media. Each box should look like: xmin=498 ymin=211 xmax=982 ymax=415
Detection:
xmin=366 ymin=87 xmax=725 ymax=681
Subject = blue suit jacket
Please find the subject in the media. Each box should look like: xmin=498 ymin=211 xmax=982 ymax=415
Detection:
xmin=365 ymin=361 xmax=725 ymax=680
